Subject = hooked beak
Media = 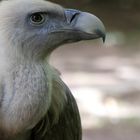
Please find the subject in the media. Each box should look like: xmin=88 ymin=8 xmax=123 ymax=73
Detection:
xmin=46 ymin=9 xmax=106 ymax=53
xmin=64 ymin=9 xmax=106 ymax=42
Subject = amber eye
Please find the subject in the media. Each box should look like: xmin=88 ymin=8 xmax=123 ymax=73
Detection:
xmin=30 ymin=13 xmax=45 ymax=25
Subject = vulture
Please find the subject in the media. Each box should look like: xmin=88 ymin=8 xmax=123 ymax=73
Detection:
xmin=0 ymin=0 xmax=105 ymax=140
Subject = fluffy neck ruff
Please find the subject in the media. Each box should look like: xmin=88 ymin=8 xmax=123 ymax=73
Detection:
xmin=0 ymin=62 xmax=67 ymax=138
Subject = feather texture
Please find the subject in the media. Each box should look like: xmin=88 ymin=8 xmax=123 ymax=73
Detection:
xmin=31 ymin=70 xmax=82 ymax=140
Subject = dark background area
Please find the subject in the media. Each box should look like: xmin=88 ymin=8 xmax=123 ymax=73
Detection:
xmin=49 ymin=0 xmax=140 ymax=140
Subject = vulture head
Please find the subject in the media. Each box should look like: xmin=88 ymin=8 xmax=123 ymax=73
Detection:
xmin=0 ymin=0 xmax=105 ymax=61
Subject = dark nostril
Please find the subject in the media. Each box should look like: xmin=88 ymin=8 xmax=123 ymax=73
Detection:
xmin=65 ymin=9 xmax=80 ymax=24
xmin=70 ymin=13 xmax=80 ymax=23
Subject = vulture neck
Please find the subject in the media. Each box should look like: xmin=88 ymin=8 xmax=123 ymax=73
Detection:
xmin=0 ymin=62 xmax=51 ymax=134
xmin=0 ymin=57 xmax=67 ymax=139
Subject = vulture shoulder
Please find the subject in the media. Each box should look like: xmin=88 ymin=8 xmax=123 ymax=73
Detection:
xmin=31 ymin=67 xmax=82 ymax=140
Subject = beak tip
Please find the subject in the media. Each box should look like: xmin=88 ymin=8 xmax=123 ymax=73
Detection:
xmin=95 ymin=29 xmax=106 ymax=43
xmin=102 ymin=35 xmax=106 ymax=43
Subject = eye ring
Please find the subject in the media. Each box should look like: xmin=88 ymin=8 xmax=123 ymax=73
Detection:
xmin=30 ymin=13 xmax=45 ymax=25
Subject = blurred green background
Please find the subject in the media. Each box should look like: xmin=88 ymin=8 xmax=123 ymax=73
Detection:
xmin=50 ymin=0 xmax=140 ymax=140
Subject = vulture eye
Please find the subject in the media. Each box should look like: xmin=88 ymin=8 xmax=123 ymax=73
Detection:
xmin=30 ymin=13 xmax=45 ymax=25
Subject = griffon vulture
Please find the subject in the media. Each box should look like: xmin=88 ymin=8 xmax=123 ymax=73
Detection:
xmin=0 ymin=0 xmax=105 ymax=139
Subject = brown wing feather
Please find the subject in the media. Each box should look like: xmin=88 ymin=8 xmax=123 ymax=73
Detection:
xmin=31 ymin=81 xmax=82 ymax=140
